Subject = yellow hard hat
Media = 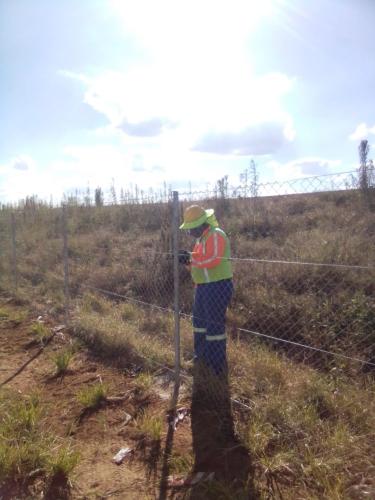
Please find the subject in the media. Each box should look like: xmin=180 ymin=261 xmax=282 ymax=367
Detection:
xmin=179 ymin=205 xmax=214 ymax=230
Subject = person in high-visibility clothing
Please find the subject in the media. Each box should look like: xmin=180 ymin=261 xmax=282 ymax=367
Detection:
xmin=179 ymin=205 xmax=233 ymax=375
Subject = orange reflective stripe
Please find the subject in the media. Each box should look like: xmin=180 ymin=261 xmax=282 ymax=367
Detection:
xmin=191 ymin=232 xmax=226 ymax=269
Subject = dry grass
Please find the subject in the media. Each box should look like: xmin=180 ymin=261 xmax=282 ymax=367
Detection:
xmin=1 ymin=189 xmax=374 ymax=497
xmin=73 ymin=294 xmax=177 ymax=370
xmin=228 ymin=341 xmax=375 ymax=498
xmin=69 ymin=293 xmax=375 ymax=497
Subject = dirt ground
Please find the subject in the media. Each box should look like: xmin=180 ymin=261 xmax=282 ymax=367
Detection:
xmin=0 ymin=295 xmax=255 ymax=499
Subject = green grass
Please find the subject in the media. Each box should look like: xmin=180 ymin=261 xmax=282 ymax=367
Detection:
xmin=9 ymin=311 xmax=27 ymax=325
xmin=47 ymin=444 xmax=80 ymax=480
xmin=136 ymin=410 xmax=163 ymax=441
xmin=0 ymin=390 xmax=78 ymax=490
xmin=167 ymin=451 xmax=194 ymax=474
xmin=133 ymin=372 xmax=154 ymax=393
xmin=76 ymin=382 xmax=107 ymax=409
xmin=51 ymin=348 xmax=74 ymax=375
xmin=30 ymin=322 xmax=50 ymax=343
xmin=0 ymin=306 xmax=27 ymax=325
xmin=0 ymin=307 xmax=9 ymax=319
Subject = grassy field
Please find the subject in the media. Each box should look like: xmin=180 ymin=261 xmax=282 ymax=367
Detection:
xmin=1 ymin=187 xmax=374 ymax=368
xmin=1 ymin=186 xmax=375 ymax=497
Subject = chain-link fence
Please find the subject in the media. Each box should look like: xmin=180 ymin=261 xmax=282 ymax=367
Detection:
xmin=1 ymin=171 xmax=374 ymax=375
xmin=1 ymin=170 xmax=374 ymax=496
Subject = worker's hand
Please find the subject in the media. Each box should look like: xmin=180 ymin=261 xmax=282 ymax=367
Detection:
xmin=178 ymin=250 xmax=191 ymax=265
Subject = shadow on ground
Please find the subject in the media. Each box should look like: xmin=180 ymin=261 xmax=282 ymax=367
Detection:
xmin=190 ymin=365 xmax=258 ymax=499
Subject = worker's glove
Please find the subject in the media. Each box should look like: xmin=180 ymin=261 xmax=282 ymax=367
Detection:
xmin=178 ymin=250 xmax=191 ymax=265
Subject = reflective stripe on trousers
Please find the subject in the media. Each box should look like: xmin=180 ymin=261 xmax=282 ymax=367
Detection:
xmin=192 ymin=279 xmax=233 ymax=373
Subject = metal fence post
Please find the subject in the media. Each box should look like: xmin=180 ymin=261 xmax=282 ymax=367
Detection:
xmin=10 ymin=213 xmax=18 ymax=291
xmin=62 ymin=205 xmax=69 ymax=323
xmin=172 ymin=191 xmax=181 ymax=383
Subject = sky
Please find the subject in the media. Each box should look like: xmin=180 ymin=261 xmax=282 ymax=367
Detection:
xmin=1 ymin=0 xmax=375 ymax=203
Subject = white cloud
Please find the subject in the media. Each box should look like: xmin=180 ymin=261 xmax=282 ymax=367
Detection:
xmin=349 ymin=123 xmax=375 ymax=141
xmin=267 ymin=157 xmax=342 ymax=180
xmin=63 ymin=66 xmax=295 ymax=159
xmin=11 ymin=155 xmax=34 ymax=171
xmin=193 ymin=118 xmax=295 ymax=155
xmin=118 ymin=117 xmax=177 ymax=137
xmin=0 ymin=156 xmax=48 ymax=203
xmin=0 ymin=0 xmax=300 ymax=204
xmin=61 ymin=0 xmax=295 ymax=151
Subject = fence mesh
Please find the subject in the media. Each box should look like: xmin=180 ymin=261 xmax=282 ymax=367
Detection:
xmin=1 ymin=170 xmax=374 ymax=497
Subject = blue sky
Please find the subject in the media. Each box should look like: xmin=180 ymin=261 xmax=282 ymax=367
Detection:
xmin=1 ymin=0 xmax=375 ymax=203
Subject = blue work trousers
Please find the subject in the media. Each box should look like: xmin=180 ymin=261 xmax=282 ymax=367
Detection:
xmin=192 ymin=279 xmax=233 ymax=374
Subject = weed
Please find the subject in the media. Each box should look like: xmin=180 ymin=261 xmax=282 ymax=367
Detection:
xmin=243 ymin=419 xmax=275 ymax=457
xmin=10 ymin=311 xmax=27 ymax=325
xmin=199 ymin=479 xmax=251 ymax=500
xmin=299 ymin=377 xmax=336 ymax=420
xmin=76 ymin=383 xmax=107 ymax=409
xmin=259 ymin=450 xmax=294 ymax=476
xmin=120 ymin=302 xmax=137 ymax=321
xmin=0 ymin=308 xmax=9 ymax=319
xmin=74 ymin=307 xmax=174 ymax=369
xmin=31 ymin=322 xmax=50 ymax=343
xmin=252 ymin=358 xmax=286 ymax=394
xmin=52 ymin=349 xmax=74 ymax=375
xmin=47 ymin=444 xmax=80 ymax=480
xmin=69 ymin=338 xmax=84 ymax=354
xmin=140 ymin=316 xmax=168 ymax=334
xmin=136 ymin=410 xmax=163 ymax=441
xmin=133 ymin=372 xmax=153 ymax=393
xmin=167 ymin=451 xmax=194 ymax=474
xmin=82 ymin=293 xmax=111 ymax=314
xmin=0 ymin=390 xmax=78 ymax=488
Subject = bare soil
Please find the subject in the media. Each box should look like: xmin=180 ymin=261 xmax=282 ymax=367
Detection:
xmin=0 ymin=296 xmax=255 ymax=499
